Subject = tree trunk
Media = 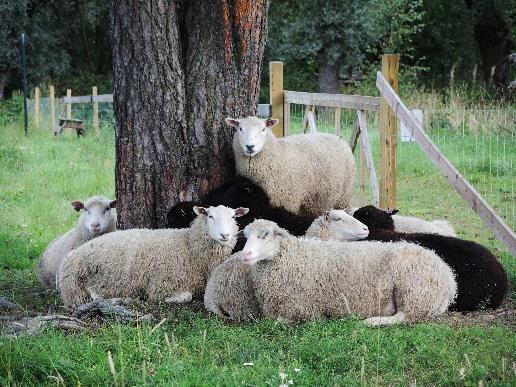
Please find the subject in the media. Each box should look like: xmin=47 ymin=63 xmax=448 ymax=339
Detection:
xmin=318 ymin=62 xmax=339 ymax=93
xmin=0 ymin=76 xmax=8 ymax=100
xmin=109 ymin=0 xmax=269 ymax=229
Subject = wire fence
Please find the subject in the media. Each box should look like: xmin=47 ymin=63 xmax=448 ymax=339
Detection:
xmin=26 ymin=96 xmax=115 ymax=134
xmin=13 ymin=95 xmax=516 ymax=248
xmin=287 ymin=104 xmax=515 ymax=247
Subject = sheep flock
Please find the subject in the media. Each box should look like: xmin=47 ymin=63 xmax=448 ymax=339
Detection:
xmin=38 ymin=116 xmax=508 ymax=327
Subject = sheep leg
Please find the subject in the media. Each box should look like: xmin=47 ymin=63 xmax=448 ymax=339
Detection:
xmin=363 ymin=312 xmax=406 ymax=326
xmin=165 ymin=291 xmax=193 ymax=304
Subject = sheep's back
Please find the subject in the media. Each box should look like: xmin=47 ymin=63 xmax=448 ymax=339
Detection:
xmin=61 ymin=228 xmax=194 ymax=300
xmin=252 ymin=239 xmax=415 ymax=320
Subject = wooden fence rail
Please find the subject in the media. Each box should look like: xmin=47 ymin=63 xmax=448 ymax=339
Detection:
xmin=377 ymin=71 xmax=516 ymax=255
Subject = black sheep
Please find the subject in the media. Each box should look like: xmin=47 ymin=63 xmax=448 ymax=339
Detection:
xmin=353 ymin=205 xmax=508 ymax=311
xmin=166 ymin=177 xmax=315 ymax=251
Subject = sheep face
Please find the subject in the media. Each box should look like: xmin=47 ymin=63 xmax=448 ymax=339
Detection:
xmin=321 ymin=210 xmax=369 ymax=240
xmin=352 ymin=205 xmax=397 ymax=231
xmin=241 ymin=219 xmax=288 ymax=265
xmin=71 ymin=197 xmax=116 ymax=236
xmin=226 ymin=116 xmax=279 ymax=157
xmin=193 ymin=205 xmax=249 ymax=245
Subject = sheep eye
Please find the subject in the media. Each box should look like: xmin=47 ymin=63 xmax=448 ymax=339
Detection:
xmin=261 ymin=127 xmax=266 ymax=132
xmin=105 ymin=206 xmax=110 ymax=212
xmin=333 ymin=217 xmax=341 ymax=221
xmin=239 ymin=127 xmax=243 ymax=132
xmin=208 ymin=215 xmax=214 ymax=219
xmin=263 ymin=232 xmax=269 ymax=238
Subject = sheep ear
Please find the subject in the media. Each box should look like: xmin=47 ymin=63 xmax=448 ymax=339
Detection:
xmin=324 ymin=211 xmax=330 ymax=221
xmin=109 ymin=200 xmax=117 ymax=209
xmin=273 ymin=227 xmax=288 ymax=238
xmin=193 ymin=206 xmax=208 ymax=216
xmin=71 ymin=201 xmax=84 ymax=212
xmin=265 ymin=118 xmax=279 ymax=127
xmin=235 ymin=207 xmax=249 ymax=217
xmin=225 ymin=118 xmax=240 ymax=128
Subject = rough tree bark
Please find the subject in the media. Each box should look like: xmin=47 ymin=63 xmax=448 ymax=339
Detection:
xmin=109 ymin=0 xmax=269 ymax=229
xmin=318 ymin=62 xmax=339 ymax=94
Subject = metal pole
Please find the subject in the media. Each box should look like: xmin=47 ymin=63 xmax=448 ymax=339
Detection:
xmin=21 ymin=32 xmax=28 ymax=136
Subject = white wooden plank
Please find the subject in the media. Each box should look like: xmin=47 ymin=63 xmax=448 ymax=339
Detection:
xmin=93 ymin=94 xmax=114 ymax=103
xmin=377 ymin=71 xmax=516 ymax=255
xmin=284 ymin=91 xmax=380 ymax=112
xmin=307 ymin=110 xmax=317 ymax=133
xmin=257 ymin=103 xmax=271 ymax=117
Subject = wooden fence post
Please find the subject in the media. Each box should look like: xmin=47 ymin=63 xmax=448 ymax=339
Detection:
xmin=34 ymin=87 xmax=40 ymax=129
xmin=92 ymin=86 xmax=100 ymax=135
xmin=49 ymin=85 xmax=55 ymax=131
xmin=66 ymin=89 xmax=72 ymax=119
xmin=379 ymin=54 xmax=399 ymax=210
xmin=270 ymin=61 xmax=284 ymax=137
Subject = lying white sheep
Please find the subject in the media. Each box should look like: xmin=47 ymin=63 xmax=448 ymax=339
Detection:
xmin=203 ymin=251 xmax=260 ymax=322
xmin=203 ymin=210 xmax=370 ymax=321
xmin=58 ymin=205 xmax=248 ymax=306
xmin=226 ymin=116 xmax=355 ymax=216
xmin=351 ymin=207 xmax=456 ymax=236
xmin=37 ymin=196 xmax=117 ymax=290
xmin=240 ymin=219 xmax=457 ymax=325
xmin=391 ymin=211 xmax=456 ymax=236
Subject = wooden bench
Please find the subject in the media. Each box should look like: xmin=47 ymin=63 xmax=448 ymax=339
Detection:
xmin=54 ymin=118 xmax=85 ymax=137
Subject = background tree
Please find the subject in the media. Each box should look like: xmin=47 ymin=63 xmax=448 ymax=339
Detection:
xmin=110 ymin=0 xmax=269 ymax=229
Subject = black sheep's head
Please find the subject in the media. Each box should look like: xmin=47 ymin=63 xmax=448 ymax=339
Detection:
xmin=353 ymin=205 xmax=397 ymax=231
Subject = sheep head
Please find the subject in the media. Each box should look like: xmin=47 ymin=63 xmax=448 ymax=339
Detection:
xmin=352 ymin=205 xmax=397 ymax=231
xmin=194 ymin=205 xmax=249 ymax=246
xmin=72 ymin=196 xmax=116 ymax=236
xmin=241 ymin=219 xmax=288 ymax=265
xmin=226 ymin=116 xmax=279 ymax=157
xmin=319 ymin=209 xmax=369 ymax=240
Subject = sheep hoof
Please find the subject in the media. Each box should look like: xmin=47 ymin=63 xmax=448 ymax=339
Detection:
xmin=165 ymin=292 xmax=192 ymax=304
xmin=364 ymin=312 xmax=406 ymax=326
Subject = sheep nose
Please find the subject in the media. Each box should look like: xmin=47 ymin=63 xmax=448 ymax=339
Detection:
xmin=363 ymin=226 xmax=369 ymax=231
xmin=220 ymin=233 xmax=229 ymax=240
xmin=243 ymin=250 xmax=252 ymax=258
xmin=91 ymin=222 xmax=100 ymax=228
xmin=246 ymin=144 xmax=255 ymax=152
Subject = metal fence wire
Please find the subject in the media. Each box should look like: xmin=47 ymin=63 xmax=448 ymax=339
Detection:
xmin=22 ymin=94 xmax=515 ymax=251
xmin=287 ymin=103 xmax=515 ymax=249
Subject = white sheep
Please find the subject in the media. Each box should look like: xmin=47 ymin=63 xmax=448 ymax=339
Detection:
xmin=240 ymin=219 xmax=457 ymax=326
xmin=392 ymin=212 xmax=456 ymax=236
xmin=58 ymin=205 xmax=248 ymax=306
xmin=204 ymin=210 xmax=370 ymax=321
xmin=226 ymin=116 xmax=355 ymax=216
xmin=37 ymin=196 xmax=117 ymax=290
xmin=203 ymin=251 xmax=260 ymax=322
xmin=351 ymin=207 xmax=456 ymax=236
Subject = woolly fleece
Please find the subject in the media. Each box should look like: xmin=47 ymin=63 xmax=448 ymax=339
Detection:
xmin=353 ymin=205 xmax=508 ymax=311
xmin=233 ymin=121 xmax=355 ymax=216
xmin=58 ymin=211 xmax=237 ymax=306
xmin=244 ymin=220 xmax=457 ymax=323
xmin=204 ymin=252 xmax=261 ymax=322
xmin=38 ymin=196 xmax=116 ymax=289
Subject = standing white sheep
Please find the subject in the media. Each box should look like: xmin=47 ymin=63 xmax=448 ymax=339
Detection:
xmin=37 ymin=196 xmax=117 ymax=290
xmin=240 ymin=219 xmax=457 ymax=325
xmin=226 ymin=116 xmax=355 ymax=216
xmin=203 ymin=210 xmax=370 ymax=321
xmin=58 ymin=205 xmax=248 ymax=306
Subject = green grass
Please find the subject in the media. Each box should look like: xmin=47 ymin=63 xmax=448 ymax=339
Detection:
xmin=0 ymin=121 xmax=515 ymax=386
